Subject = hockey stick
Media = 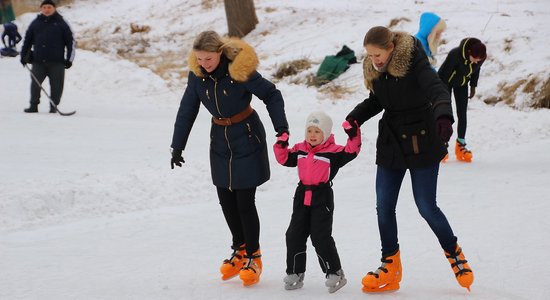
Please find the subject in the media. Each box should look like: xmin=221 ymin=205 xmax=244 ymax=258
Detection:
xmin=25 ymin=64 xmax=76 ymax=116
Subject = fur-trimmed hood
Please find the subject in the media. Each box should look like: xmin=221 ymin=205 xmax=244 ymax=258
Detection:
xmin=187 ymin=38 xmax=259 ymax=82
xmin=362 ymin=32 xmax=415 ymax=91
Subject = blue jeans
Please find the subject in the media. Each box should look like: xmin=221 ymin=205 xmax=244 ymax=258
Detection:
xmin=375 ymin=164 xmax=457 ymax=255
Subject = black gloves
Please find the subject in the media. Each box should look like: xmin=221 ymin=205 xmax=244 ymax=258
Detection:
xmin=65 ymin=60 xmax=72 ymax=69
xmin=20 ymin=51 xmax=32 ymax=66
xmin=342 ymin=117 xmax=359 ymax=139
xmin=436 ymin=117 xmax=453 ymax=143
xmin=275 ymin=128 xmax=289 ymax=148
xmin=171 ymin=149 xmax=185 ymax=169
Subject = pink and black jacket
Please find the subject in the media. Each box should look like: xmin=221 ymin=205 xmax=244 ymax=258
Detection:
xmin=273 ymin=131 xmax=361 ymax=206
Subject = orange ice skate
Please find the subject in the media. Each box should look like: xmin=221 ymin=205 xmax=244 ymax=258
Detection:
xmin=362 ymin=250 xmax=402 ymax=293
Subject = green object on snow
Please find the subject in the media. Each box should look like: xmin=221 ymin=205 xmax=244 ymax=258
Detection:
xmin=314 ymin=45 xmax=357 ymax=87
xmin=1 ymin=0 xmax=16 ymax=23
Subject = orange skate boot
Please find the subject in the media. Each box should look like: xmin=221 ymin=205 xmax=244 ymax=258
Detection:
xmin=455 ymin=140 xmax=473 ymax=162
xmin=239 ymin=249 xmax=262 ymax=286
xmin=362 ymin=250 xmax=402 ymax=293
xmin=445 ymin=245 xmax=474 ymax=291
xmin=220 ymin=244 xmax=246 ymax=280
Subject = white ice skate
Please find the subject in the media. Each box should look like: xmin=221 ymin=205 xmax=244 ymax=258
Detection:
xmin=325 ymin=269 xmax=347 ymax=293
xmin=284 ymin=273 xmax=304 ymax=290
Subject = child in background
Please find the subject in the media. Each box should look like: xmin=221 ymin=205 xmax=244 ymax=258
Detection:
xmin=438 ymin=37 xmax=487 ymax=162
xmin=415 ymin=12 xmax=446 ymax=66
xmin=273 ymin=111 xmax=361 ymax=293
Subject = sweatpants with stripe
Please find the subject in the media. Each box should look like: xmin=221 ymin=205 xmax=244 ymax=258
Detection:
xmin=29 ymin=62 xmax=65 ymax=106
xmin=285 ymin=185 xmax=341 ymax=275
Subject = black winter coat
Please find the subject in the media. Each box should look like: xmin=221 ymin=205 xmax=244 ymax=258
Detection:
xmin=21 ymin=12 xmax=74 ymax=64
xmin=438 ymin=38 xmax=485 ymax=88
xmin=347 ymin=32 xmax=453 ymax=169
xmin=171 ymin=39 xmax=288 ymax=189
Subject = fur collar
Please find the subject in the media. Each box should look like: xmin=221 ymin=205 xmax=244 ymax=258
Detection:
xmin=362 ymin=32 xmax=415 ymax=91
xmin=188 ymin=38 xmax=259 ymax=82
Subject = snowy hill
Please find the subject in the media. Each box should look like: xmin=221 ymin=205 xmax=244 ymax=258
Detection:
xmin=1 ymin=0 xmax=550 ymax=299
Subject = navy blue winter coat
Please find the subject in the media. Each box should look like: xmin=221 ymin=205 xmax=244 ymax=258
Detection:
xmin=347 ymin=32 xmax=453 ymax=169
xmin=21 ymin=12 xmax=74 ymax=64
xmin=171 ymin=39 xmax=288 ymax=190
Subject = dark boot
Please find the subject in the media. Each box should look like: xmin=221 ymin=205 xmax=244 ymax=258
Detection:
xmin=24 ymin=104 xmax=38 ymax=113
xmin=49 ymin=105 xmax=57 ymax=113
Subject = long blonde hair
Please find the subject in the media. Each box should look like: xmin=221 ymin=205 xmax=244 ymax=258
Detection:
xmin=192 ymin=30 xmax=224 ymax=52
xmin=427 ymin=19 xmax=446 ymax=56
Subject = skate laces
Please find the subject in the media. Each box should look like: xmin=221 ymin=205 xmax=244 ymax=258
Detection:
xmin=223 ymin=245 xmax=245 ymax=266
xmin=367 ymin=257 xmax=393 ymax=278
xmin=446 ymin=247 xmax=472 ymax=277
xmin=457 ymin=141 xmax=471 ymax=153
xmin=242 ymin=253 xmax=262 ymax=273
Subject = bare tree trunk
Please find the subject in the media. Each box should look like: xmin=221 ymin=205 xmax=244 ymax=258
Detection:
xmin=223 ymin=0 xmax=258 ymax=38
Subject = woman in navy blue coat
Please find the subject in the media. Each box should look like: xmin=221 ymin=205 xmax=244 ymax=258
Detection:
xmin=170 ymin=31 xmax=288 ymax=286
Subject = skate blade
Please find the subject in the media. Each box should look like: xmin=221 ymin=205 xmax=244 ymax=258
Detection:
xmin=241 ymin=278 xmax=260 ymax=286
xmin=327 ymin=278 xmax=347 ymax=293
xmin=284 ymin=281 xmax=304 ymax=290
xmin=221 ymin=272 xmax=239 ymax=281
xmin=362 ymin=282 xmax=400 ymax=293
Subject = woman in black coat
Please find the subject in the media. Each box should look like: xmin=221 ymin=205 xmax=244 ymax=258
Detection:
xmin=438 ymin=38 xmax=487 ymax=162
xmin=170 ymin=31 xmax=289 ymax=286
xmin=345 ymin=26 xmax=473 ymax=292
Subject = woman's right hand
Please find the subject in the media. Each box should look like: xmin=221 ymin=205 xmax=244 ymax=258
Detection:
xmin=171 ymin=149 xmax=185 ymax=169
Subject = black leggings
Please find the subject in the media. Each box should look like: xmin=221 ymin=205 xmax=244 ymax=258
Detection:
xmin=450 ymin=85 xmax=469 ymax=140
xmin=217 ymin=187 xmax=260 ymax=256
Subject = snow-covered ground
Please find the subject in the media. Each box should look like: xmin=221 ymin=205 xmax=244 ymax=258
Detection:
xmin=1 ymin=0 xmax=550 ymax=299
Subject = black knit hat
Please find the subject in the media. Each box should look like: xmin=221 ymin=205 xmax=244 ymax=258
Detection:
xmin=41 ymin=0 xmax=56 ymax=7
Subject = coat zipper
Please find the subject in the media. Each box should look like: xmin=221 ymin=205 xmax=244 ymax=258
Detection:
xmin=211 ymin=76 xmax=233 ymax=190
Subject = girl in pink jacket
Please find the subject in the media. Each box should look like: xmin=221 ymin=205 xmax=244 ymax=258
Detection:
xmin=273 ymin=111 xmax=361 ymax=293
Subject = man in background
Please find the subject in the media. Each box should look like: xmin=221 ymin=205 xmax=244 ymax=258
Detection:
xmin=20 ymin=0 xmax=75 ymax=113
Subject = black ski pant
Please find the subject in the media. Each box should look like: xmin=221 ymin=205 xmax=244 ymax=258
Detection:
xmin=29 ymin=62 xmax=65 ymax=107
xmin=449 ymin=84 xmax=469 ymax=140
xmin=217 ymin=187 xmax=260 ymax=256
xmin=285 ymin=183 xmax=341 ymax=275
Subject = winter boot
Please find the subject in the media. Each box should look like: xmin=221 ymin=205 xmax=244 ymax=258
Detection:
xmin=49 ymin=105 xmax=57 ymax=113
xmin=284 ymin=273 xmax=304 ymax=290
xmin=362 ymin=250 xmax=402 ymax=293
xmin=445 ymin=244 xmax=473 ymax=291
xmin=325 ymin=269 xmax=347 ymax=293
xmin=455 ymin=140 xmax=473 ymax=162
xmin=220 ymin=244 xmax=246 ymax=280
xmin=239 ymin=249 xmax=262 ymax=286
xmin=24 ymin=104 xmax=38 ymax=113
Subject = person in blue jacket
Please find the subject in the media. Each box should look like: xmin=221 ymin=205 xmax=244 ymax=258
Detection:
xmin=170 ymin=30 xmax=289 ymax=287
xmin=415 ymin=12 xmax=446 ymax=66
xmin=2 ymin=21 xmax=21 ymax=48
xmin=20 ymin=0 xmax=75 ymax=113
xmin=0 ymin=21 xmax=21 ymax=57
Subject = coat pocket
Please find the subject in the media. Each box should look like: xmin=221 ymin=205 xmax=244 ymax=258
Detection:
xmin=397 ymin=121 xmax=429 ymax=155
